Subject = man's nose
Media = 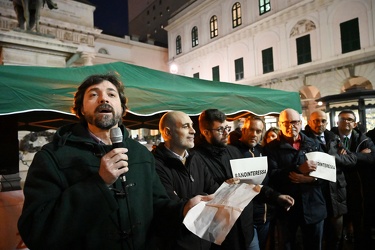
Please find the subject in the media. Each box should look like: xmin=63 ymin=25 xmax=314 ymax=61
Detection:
xmin=99 ymin=95 xmax=109 ymax=103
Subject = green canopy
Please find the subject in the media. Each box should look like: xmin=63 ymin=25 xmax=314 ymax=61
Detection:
xmin=0 ymin=61 xmax=301 ymax=130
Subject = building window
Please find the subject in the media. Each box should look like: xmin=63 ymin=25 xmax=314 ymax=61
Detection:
xmin=210 ymin=15 xmax=218 ymax=39
xmin=193 ymin=72 xmax=200 ymax=79
xmin=235 ymin=58 xmax=244 ymax=80
xmin=232 ymin=2 xmax=242 ymax=28
xmin=262 ymin=47 xmax=274 ymax=74
xmin=212 ymin=66 xmax=220 ymax=81
xmin=296 ymin=34 xmax=312 ymax=65
xmin=340 ymin=18 xmax=361 ymax=54
xmin=176 ymin=35 xmax=182 ymax=55
xmin=192 ymin=26 xmax=199 ymax=47
xmin=259 ymin=0 xmax=271 ymax=15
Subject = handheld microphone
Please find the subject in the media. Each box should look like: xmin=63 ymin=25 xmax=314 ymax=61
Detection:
xmin=110 ymin=127 xmax=126 ymax=183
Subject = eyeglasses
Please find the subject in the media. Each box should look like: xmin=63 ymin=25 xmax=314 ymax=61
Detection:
xmin=208 ymin=125 xmax=231 ymax=134
xmin=280 ymin=120 xmax=301 ymax=127
xmin=312 ymin=119 xmax=327 ymax=125
xmin=339 ymin=117 xmax=355 ymax=123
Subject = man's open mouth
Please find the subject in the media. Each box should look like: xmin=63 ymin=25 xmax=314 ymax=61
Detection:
xmin=96 ymin=104 xmax=113 ymax=114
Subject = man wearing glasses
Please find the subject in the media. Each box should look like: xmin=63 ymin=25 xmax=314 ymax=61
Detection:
xmin=304 ymin=110 xmax=356 ymax=250
xmin=331 ymin=110 xmax=375 ymax=250
xmin=194 ymin=109 xmax=294 ymax=250
xmin=263 ymin=108 xmax=326 ymax=250
xmin=193 ymin=109 xmax=251 ymax=250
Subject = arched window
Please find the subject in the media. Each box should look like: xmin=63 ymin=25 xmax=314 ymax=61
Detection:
xmin=192 ymin=26 xmax=199 ymax=47
xmin=98 ymin=48 xmax=109 ymax=55
xmin=210 ymin=15 xmax=218 ymax=39
xmin=232 ymin=2 xmax=242 ymax=28
xmin=176 ymin=35 xmax=182 ymax=55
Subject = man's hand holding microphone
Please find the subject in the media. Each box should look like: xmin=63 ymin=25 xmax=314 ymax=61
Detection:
xmin=99 ymin=127 xmax=129 ymax=186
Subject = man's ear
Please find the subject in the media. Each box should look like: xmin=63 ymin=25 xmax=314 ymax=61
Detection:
xmin=202 ymin=129 xmax=209 ymax=137
xmin=307 ymin=120 xmax=312 ymax=128
xmin=353 ymin=122 xmax=358 ymax=128
xmin=165 ymin=127 xmax=171 ymax=136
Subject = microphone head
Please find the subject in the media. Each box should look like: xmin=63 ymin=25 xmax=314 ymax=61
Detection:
xmin=110 ymin=127 xmax=123 ymax=144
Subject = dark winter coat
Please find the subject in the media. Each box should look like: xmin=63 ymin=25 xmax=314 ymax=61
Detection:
xmin=152 ymin=142 xmax=219 ymax=250
xmin=331 ymin=127 xmax=375 ymax=220
xmin=18 ymin=123 xmax=184 ymax=250
xmin=303 ymin=125 xmax=357 ymax=217
xmin=263 ymin=132 xmax=327 ymax=224
xmin=193 ymin=137 xmax=280 ymax=250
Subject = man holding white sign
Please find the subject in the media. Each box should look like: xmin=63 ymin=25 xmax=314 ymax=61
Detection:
xmin=263 ymin=108 xmax=327 ymax=250
xmin=194 ymin=109 xmax=294 ymax=250
xmin=304 ymin=110 xmax=357 ymax=250
xmin=229 ymin=115 xmax=274 ymax=250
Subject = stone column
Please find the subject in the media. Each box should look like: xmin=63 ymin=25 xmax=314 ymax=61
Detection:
xmin=80 ymin=52 xmax=95 ymax=66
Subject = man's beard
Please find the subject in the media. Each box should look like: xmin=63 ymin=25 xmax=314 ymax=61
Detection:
xmin=84 ymin=104 xmax=122 ymax=129
xmin=211 ymin=136 xmax=227 ymax=148
xmin=85 ymin=111 xmax=122 ymax=130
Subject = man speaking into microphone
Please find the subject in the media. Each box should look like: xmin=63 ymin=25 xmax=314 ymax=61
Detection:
xmin=18 ymin=74 xmax=211 ymax=250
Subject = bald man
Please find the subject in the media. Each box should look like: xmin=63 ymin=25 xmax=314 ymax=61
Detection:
xmin=263 ymin=108 xmax=326 ymax=250
xmin=152 ymin=111 xmax=219 ymax=250
xmin=304 ymin=110 xmax=357 ymax=250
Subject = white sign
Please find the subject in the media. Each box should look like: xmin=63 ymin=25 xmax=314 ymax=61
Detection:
xmin=306 ymin=151 xmax=336 ymax=182
xmin=230 ymin=157 xmax=268 ymax=184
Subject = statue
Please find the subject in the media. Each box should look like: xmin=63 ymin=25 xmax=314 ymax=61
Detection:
xmin=12 ymin=0 xmax=58 ymax=32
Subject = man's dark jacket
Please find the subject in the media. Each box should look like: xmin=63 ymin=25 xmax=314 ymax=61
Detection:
xmin=303 ymin=125 xmax=357 ymax=217
xmin=152 ymin=142 xmax=219 ymax=250
xmin=193 ymin=137 xmax=280 ymax=250
xmin=263 ymin=132 xmax=327 ymax=224
xmin=331 ymin=126 xmax=375 ymax=192
xmin=330 ymin=127 xmax=375 ymax=220
xmin=18 ymin=123 xmax=184 ymax=250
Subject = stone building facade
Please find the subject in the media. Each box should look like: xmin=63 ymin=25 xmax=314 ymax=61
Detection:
xmin=165 ymin=0 xmax=375 ymax=126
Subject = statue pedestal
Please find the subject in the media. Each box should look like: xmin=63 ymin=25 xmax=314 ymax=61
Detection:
xmin=0 ymin=0 xmax=101 ymax=67
xmin=0 ymin=30 xmax=79 ymax=67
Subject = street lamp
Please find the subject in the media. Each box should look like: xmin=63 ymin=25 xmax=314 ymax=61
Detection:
xmin=169 ymin=61 xmax=178 ymax=74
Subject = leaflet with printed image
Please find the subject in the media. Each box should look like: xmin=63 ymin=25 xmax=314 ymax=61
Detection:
xmin=183 ymin=182 xmax=261 ymax=245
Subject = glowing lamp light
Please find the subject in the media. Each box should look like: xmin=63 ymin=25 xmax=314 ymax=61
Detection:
xmin=170 ymin=62 xmax=178 ymax=74
xmin=317 ymin=101 xmax=323 ymax=106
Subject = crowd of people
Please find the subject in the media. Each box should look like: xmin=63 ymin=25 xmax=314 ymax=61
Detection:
xmin=17 ymin=73 xmax=375 ymax=250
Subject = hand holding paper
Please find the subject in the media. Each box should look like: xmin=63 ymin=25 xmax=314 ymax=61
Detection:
xmin=183 ymin=194 xmax=214 ymax=217
xmin=298 ymin=160 xmax=317 ymax=174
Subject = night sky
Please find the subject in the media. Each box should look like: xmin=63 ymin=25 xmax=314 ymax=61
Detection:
xmin=87 ymin=0 xmax=129 ymax=37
